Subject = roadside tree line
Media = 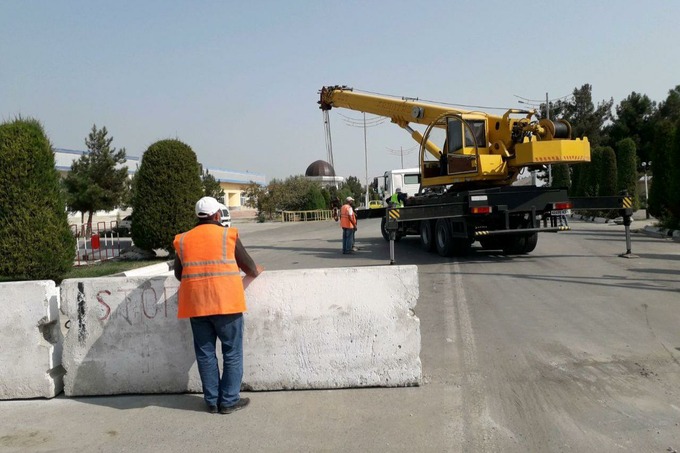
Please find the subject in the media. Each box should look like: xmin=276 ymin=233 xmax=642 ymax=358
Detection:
xmin=0 ymin=120 xmax=232 ymax=281
xmin=542 ymin=84 xmax=680 ymax=228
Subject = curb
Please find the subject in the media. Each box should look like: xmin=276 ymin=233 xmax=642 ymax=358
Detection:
xmin=640 ymin=225 xmax=680 ymax=242
xmin=114 ymin=260 xmax=174 ymax=277
xmin=576 ymin=215 xmax=680 ymax=242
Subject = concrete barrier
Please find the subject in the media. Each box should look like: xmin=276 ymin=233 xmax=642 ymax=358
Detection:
xmin=0 ymin=281 xmax=63 ymax=399
xmin=60 ymin=266 xmax=420 ymax=396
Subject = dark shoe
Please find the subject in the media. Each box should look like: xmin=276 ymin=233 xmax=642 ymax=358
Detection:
xmin=207 ymin=405 xmax=218 ymax=414
xmin=220 ymin=397 xmax=250 ymax=414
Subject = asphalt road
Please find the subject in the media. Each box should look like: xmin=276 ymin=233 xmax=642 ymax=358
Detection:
xmin=2 ymin=217 xmax=679 ymax=452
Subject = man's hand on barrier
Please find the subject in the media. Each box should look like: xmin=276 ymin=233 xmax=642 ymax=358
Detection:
xmin=243 ymin=265 xmax=264 ymax=290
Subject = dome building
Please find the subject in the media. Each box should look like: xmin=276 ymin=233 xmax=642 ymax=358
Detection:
xmin=305 ymin=160 xmax=345 ymax=188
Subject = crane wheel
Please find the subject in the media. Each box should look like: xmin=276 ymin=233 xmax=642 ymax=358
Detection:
xmin=502 ymin=232 xmax=538 ymax=254
xmin=435 ymin=219 xmax=454 ymax=257
xmin=479 ymin=236 xmax=503 ymax=250
xmin=419 ymin=220 xmax=436 ymax=252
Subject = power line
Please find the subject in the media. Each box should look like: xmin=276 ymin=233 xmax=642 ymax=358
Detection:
xmin=355 ymin=88 xmax=514 ymax=112
xmin=338 ymin=112 xmax=387 ymax=127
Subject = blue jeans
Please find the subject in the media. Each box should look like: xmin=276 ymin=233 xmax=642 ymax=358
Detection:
xmin=342 ymin=228 xmax=354 ymax=253
xmin=190 ymin=313 xmax=243 ymax=407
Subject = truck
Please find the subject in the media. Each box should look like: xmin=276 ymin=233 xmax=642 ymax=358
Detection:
xmin=374 ymin=167 xmax=421 ymax=206
xmin=319 ymin=85 xmax=593 ymax=256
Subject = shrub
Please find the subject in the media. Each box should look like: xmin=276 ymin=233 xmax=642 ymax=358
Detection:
xmin=131 ymin=139 xmax=203 ymax=253
xmin=615 ymin=138 xmax=639 ymax=209
xmin=648 ymin=120 xmax=674 ymax=221
xmin=0 ymin=118 xmax=75 ymax=281
xmin=551 ymin=164 xmax=570 ymax=190
xmin=598 ymin=146 xmax=618 ymax=196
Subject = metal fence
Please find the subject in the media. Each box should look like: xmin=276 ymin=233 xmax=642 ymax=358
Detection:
xmin=70 ymin=221 xmax=126 ymax=265
xmin=281 ymin=210 xmax=334 ymax=222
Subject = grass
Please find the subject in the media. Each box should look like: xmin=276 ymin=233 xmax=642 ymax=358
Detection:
xmin=62 ymin=258 xmax=171 ymax=280
xmin=0 ymin=258 xmax=171 ymax=283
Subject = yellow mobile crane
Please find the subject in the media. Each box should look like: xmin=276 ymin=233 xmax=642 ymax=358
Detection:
xmin=319 ymin=85 xmax=593 ymax=256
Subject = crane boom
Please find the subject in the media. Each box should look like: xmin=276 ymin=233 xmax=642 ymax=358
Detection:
xmin=319 ymin=85 xmax=590 ymax=189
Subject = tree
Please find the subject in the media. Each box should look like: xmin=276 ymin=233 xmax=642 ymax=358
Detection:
xmin=667 ymin=118 xmax=680 ymax=227
xmin=303 ymin=185 xmax=327 ymax=210
xmin=647 ymin=120 xmax=675 ymax=222
xmin=615 ymin=138 xmax=639 ymax=209
xmin=202 ymin=169 xmax=225 ymax=202
xmin=550 ymin=164 xmax=571 ymax=190
xmin=0 ymin=118 xmax=75 ymax=281
xmin=341 ymin=176 xmax=363 ymax=204
xmin=598 ymin=146 xmax=618 ymax=197
xmin=569 ymin=164 xmax=586 ymax=197
xmin=131 ymin=139 xmax=203 ymax=253
xmin=63 ymin=125 xmax=128 ymax=232
xmin=605 ymin=92 xmax=655 ymax=163
xmin=580 ymin=147 xmax=601 ymax=197
xmin=656 ymin=85 xmax=680 ymax=123
xmin=552 ymin=84 xmax=613 ymax=147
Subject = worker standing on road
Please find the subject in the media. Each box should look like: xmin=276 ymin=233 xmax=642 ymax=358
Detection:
xmin=340 ymin=196 xmax=357 ymax=254
xmin=173 ymin=196 xmax=262 ymax=415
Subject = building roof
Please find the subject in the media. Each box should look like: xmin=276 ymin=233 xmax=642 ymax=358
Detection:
xmin=53 ymin=148 xmax=265 ymax=185
xmin=54 ymin=148 xmax=139 ymax=175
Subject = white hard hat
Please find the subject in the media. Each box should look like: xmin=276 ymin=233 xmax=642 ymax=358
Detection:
xmin=195 ymin=196 xmax=221 ymax=218
xmin=346 ymin=196 xmax=354 ymax=202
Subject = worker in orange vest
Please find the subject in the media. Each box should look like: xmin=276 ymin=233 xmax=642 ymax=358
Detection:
xmin=340 ymin=196 xmax=357 ymax=254
xmin=173 ymin=196 xmax=262 ymax=414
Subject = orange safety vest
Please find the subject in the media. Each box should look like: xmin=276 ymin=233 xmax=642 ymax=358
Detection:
xmin=340 ymin=204 xmax=355 ymax=229
xmin=173 ymin=224 xmax=246 ymax=318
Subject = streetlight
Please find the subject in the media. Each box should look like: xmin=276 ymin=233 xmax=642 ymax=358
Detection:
xmin=642 ymin=161 xmax=651 ymax=218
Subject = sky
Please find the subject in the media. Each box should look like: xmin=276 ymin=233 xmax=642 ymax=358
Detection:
xmin=2 ymin=1 xmax=679 ymax=185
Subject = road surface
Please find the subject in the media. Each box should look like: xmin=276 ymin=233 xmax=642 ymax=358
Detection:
xmin=1 ymin=217 xmax=679 ymax=452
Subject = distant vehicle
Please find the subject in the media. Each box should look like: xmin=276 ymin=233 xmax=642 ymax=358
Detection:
xmin=118 ymin=215 xmax=132 ymax=234
xmin=369 ymin=200 xmax=383 ymax=209
xmin=219 ymin=204 xmax=231 ymax=227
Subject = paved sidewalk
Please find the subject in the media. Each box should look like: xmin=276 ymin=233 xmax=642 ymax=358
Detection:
xmin=576 ymin=209 xmax=680 ymax=242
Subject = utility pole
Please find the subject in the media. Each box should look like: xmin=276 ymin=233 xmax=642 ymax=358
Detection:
xmin=546 ymin=92 xmax=552 ymax=187
xmin=363 ymin=113 xmax=369 ymax=209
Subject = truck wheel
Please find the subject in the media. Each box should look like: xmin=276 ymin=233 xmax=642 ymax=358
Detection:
xmin=479 ymin=236 xmax=503 ymax=250
xmin=451 ymin=237 xmax=472 ymax=256
xmin=522 ymin=233 xmax=538 ymax=253
xmin=435 ymin=219 xmax=454 ymax=257
xmin=419 ymin=220 xmax=435 ymax=252
xmin=502 ymin=235 xmax=525 ymax=254
xmin=502 ymin=231 xmax=538 ymax=254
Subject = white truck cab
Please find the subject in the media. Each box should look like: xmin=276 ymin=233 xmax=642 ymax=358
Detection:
xmin=375 ymin=167 xmax=421 ymax=202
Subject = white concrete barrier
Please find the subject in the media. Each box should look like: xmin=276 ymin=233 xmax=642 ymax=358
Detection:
xmin=60 ymin=266 xmax=420 ymax=396
xmin=243 ymin=266 xmax=421 ymax=390
xmin=0 ymin=281 xmax=63 ymax=399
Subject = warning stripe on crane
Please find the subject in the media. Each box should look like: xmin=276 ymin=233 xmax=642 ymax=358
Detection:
xmin=474 ymin=225 xmax=571 ymax=237
xmin=388 ymin=209 xmax=400 ymax=220
xmin=622 ymin=197 xmax=633 ymax=209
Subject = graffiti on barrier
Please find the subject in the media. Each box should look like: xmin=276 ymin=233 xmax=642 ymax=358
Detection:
xmin=94 ymin=286 xmax=179 ymax=325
